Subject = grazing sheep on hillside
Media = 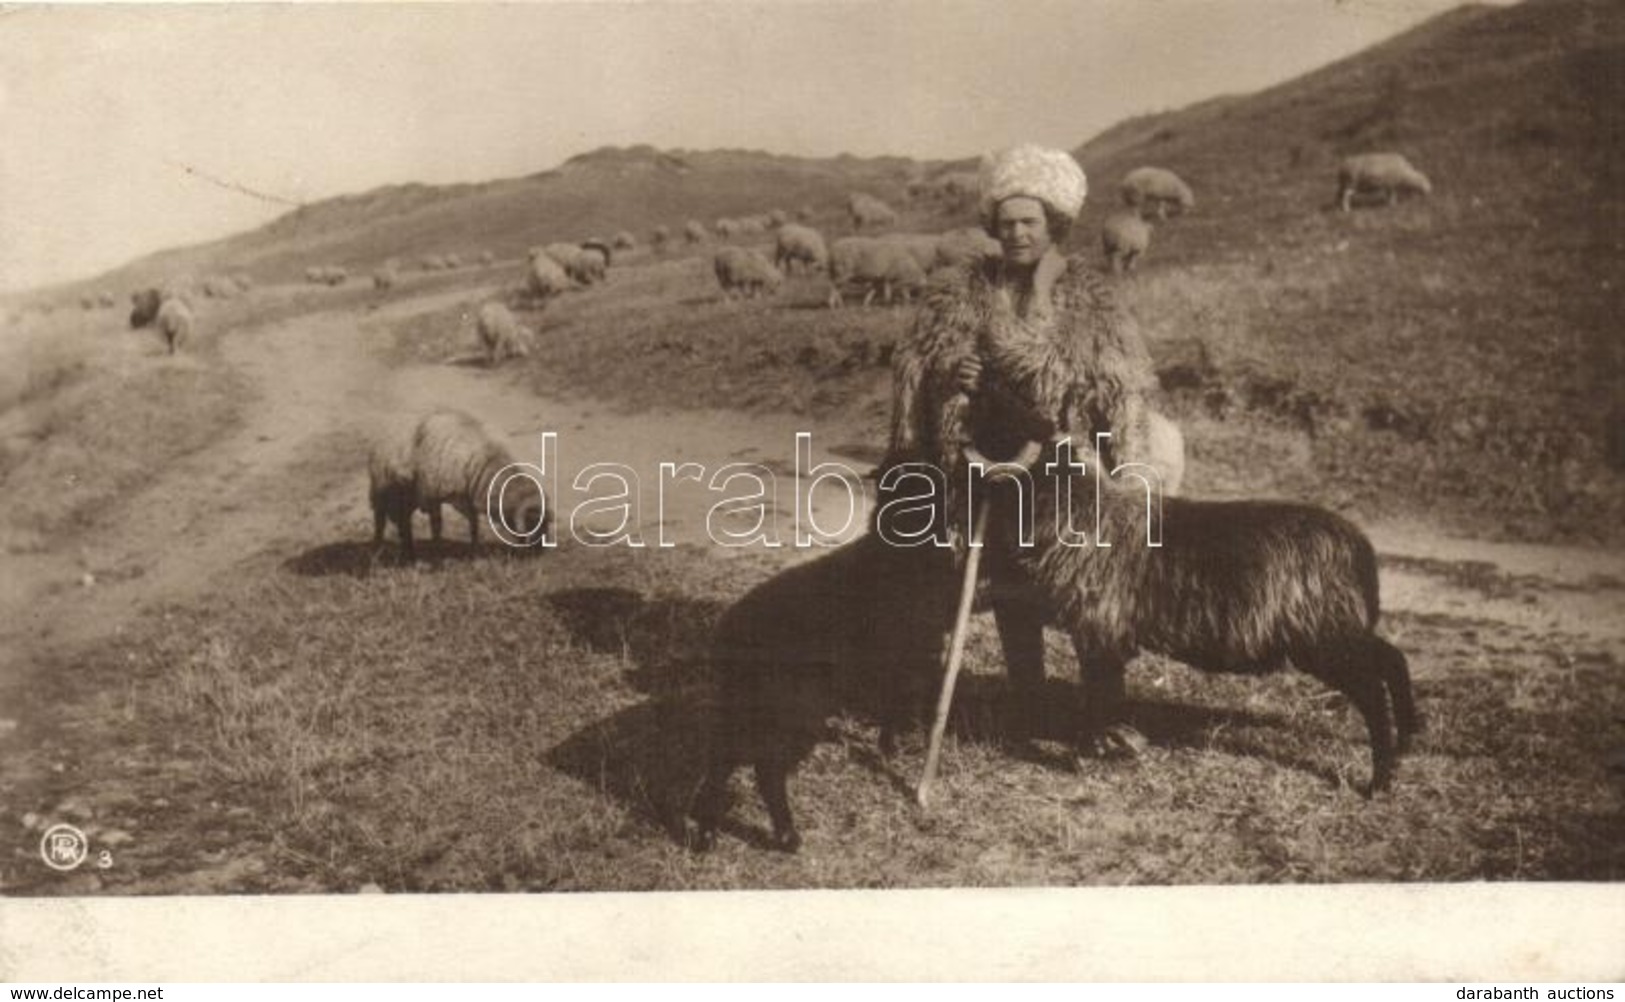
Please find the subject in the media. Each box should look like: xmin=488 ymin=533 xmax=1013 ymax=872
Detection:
xmin=420 ymin=255 xmax=444 ymax=272
xmin=691 ymin=532 xmax=955 ymax=852
xmin=445 ymin=253 xmax=463 ymax=269
xmin=570 ymin=243 xmax=609 ymax=285
xmin=581 ymin=238 xmax=613 ymax=269
xmin=879 ymin=233 xmax=941 ymax=272
xmin=368 ymin=409 xmax=551 ymax=561
xmin=773 ymin=224 xmax=828 ymax=275
xmin=685 ymin=220 xmax=709 ymax=244
xmin=97 ymin=291 xmax=116 ymax=309
xmin=935 ymin=171 xmax=981 ymax=208
xmin=373 ymin=267 xmax=397 ymax=291
xmin=202 ymin=276 xmax=238 ymax=299
xmin=848 ymin=193 xmax=898 ymax=231
xmin=768 ymin=209 xmax=789 ymax=228
xmin=129 ymin=289 xmax=163 ymax=329
xmin=612 ymin=231 xmax=637 ymax=252
xmin=794 ymin=205 xmax=814 ymax=222
xmin=1101 ymin=210 xmax=1153 ymax=274
xmin=827 ymin=237 xmax=924 ymax=307
xmin=79 ymin=295 xmax=96 ymax=311
xmin=933 ymin=227 xmax=1001 ymax=271
xmin=479 ymin=250 xmax=495 ymax=267
xmin=651 ymin=225 xmax=672 ymax=252
xmin=155 ymin=297 xmax=193 ymax=355
xmin=1120 ymin=166 xmax=1195 ymax=220
xmin=713 ymin=246 xmax=783 ymax=299
xmin=978 ymin=436 xmax=1418 ymax=792
xmin=1337 ymin=153 xmax=1432 ymax=211
xmin=476 ymin=301 xmax=532 ymax=365
xmin=543 ymin=243 xmax=581 ymax=270
xmin=526 ymin=253 xmax=570 ymax=302
xmin=230 ymin=275 xmax=253 ymax=292
xmin=714 ymin=218 xmax=739 ymax=239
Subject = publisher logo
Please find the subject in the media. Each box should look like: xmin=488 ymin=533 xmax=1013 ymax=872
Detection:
xmin=39 ymin=822 xmax=89 ymax=871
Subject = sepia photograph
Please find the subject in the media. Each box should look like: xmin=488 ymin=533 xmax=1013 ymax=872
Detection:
xmin=0 ymin=0 xmax=1622 ymax=981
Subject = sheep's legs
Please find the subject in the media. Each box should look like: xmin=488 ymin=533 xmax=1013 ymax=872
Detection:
xmin=1305 ymin=640 xmax=1398 ymax=794
xmin=690 ymin=755 xmax=734 ymax=852
xmin=1371 ymin=636 xmax=1422 ymax=753
xmin=393 ymin=503 xmax=415 ymax=561
xmin=754 ymin=753 xmax=801 ymax=852
xmin=428 ymin=507 xmax=444 ymax=542
xmin=372 ymin=504 xmax=387 ymax=545
xmin=1075 ymin=643 xmax=1142 ymax=759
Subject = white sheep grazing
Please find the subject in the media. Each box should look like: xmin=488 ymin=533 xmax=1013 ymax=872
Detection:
xmin=714 ymin=246 xmax=783 ymax=299
xmin=715 ymin=218 xmax=739 ymax=239
xmin=794 ymin=205 xmax=814 ymax=222
xmin=684 ymin=220 xmax=708 ymax=244
xmin=373 ymin=267 xmax=397 ymax=291
xmin=571 ymin=243 xmax=609 ymax=285
xmin=612 ymin=231 xmax=637 ymax=252
xmin=848 ymin=193 xmax=898 ymax=231
xmin=768 ymin=209 xmax=789 ymax=228
xmin=368 ymin=409 xmax=550 ymax=560
xmin=773 ymin=224 xmax=828 ymax=274
xmin=827 ymin=237 xmax=923 ymax=307
xmin=1337 ymin=153 xmax=1432 ymax=211
xmin=1120 ymin=166 xmax=1195 ymax=220
xmin=479 ymin=250 xmax=496 ymax=267
xmin=477 ymin=301 xmax=532 ymax=365
xmin=933 ymin=227 xmax=1001 ymax=270
xmin=651 ymin=225 xmax=672 ymax=252
xmin=877 ymin=233 xmax=940 ymax=272
xmin=527 ymin=254 xmax=570 ymax=302
xmin=1101 ymin=210 xmax=1153 ymax=274
xmin=155 ymin=297 xmax=193 ymax=355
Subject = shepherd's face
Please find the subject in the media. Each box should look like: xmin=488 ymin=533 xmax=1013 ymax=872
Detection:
xmin=995 ymin=197 xmax=1053 ymax=267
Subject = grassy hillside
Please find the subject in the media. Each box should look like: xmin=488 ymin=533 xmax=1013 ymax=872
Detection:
xmin=1066 ymin=0 xmax=1624 ymax=540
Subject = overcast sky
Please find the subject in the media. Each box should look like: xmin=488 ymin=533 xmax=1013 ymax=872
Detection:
xmin=0 ymin=0 xmax=1487 ymax=293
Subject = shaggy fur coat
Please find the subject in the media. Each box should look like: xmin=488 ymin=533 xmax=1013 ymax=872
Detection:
xmin=880 ymin=249 xmax=1157 ymax=546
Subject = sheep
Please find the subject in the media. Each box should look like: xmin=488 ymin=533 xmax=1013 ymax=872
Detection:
xmin=373 ymin=266 xmax=397 ymax=291
xmin=878 ymin=233 xmax=941 ymax=272
xmin=96 ymin=291 xmax=116 ymax=309
xmin=526 ymin=253 xmax=571 ymax=303
xmin=476 ymin=301 xmax=532 ymax=365
xmin=714 ymin=217 xmax=739 ymax=240
xmin=773 ymin=223 xmax=828 ymax=275
xmin=368 ymin=408 xmax=551 ymax=561
xmin=201 ymin=275 xmax=239 ymax=299
xmin=977 ymin=436 xmax=1419 ymax=793
xmin=420 ymin=255 xmax=444 ymax=272
xmin=155 ymin=297 xmax=193 ymax=355
xmin=543 ymin=243 xmax=582 ymax=273
xmin=827 ymin=237 xmax=925 ymax=307
xmin=571 ymin=243 xmax=609 ymax=285
xmin=230 ymin=275 xmax=253 ymax=292
xmin=794 ymin=205 xmax=814 ymax=222
xmin=933 ymin=227 xmax=1001 ymax=271
xmin=848 ymin=193 xmax=898 ymax=231
xmin=479 ymin=250 xmax=495 ymax=267
xmin=129 ymin=289 xmax=163 ymax=329
xmin=684 ymin=220 xmax=709 ymax=245
xmin=1101 ymin=210 xmax=1153 ymax=274
xmin=1337 ymin=153 xmax=1432 ymax=212
xmin=736 ymin=215 xmax=768 ymax=236
xmin=713 ymin=246 xmax=783 ymax=299
xmin=651 ymin=225 xmax=672 ymax=252
xmin=768 ymin=208 xmax=788 ymax=228
xmin=79 ymin=295 xmax=96 ymax=311
xmin=1120 ymin=166 xmax=1195 ymax=220
xmin=612 ymin=231 xmax=637 ymax=252
xmin=691 ymin=532 xmax=956 ymax=852
xmin=581 ymin=238 xmax=613 ymax=269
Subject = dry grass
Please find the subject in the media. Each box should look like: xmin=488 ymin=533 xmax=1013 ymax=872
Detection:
xmin=4 ymin=534 xmax=1619 ymax=894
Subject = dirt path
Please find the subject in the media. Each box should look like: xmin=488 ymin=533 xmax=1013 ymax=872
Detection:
xmin=4 ymin=282 xmax=1623 ymax=681
xmin=0 ymin=284 xmax=880 ymax=670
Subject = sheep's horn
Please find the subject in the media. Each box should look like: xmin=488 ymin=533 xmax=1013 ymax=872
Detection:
xmin=962 ymin=439 xmax=1045 ymax=482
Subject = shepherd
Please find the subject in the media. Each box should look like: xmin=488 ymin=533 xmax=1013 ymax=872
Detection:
xmin=879 ymin=143 xmax=1180 ymax=759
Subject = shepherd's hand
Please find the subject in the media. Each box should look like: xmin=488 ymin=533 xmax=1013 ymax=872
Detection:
xmin=956 ymin=356 xmax=983 ymax=393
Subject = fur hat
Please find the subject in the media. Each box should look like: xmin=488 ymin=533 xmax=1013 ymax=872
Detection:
xmin=979 ymin=144 xmax=1089 ymax=221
